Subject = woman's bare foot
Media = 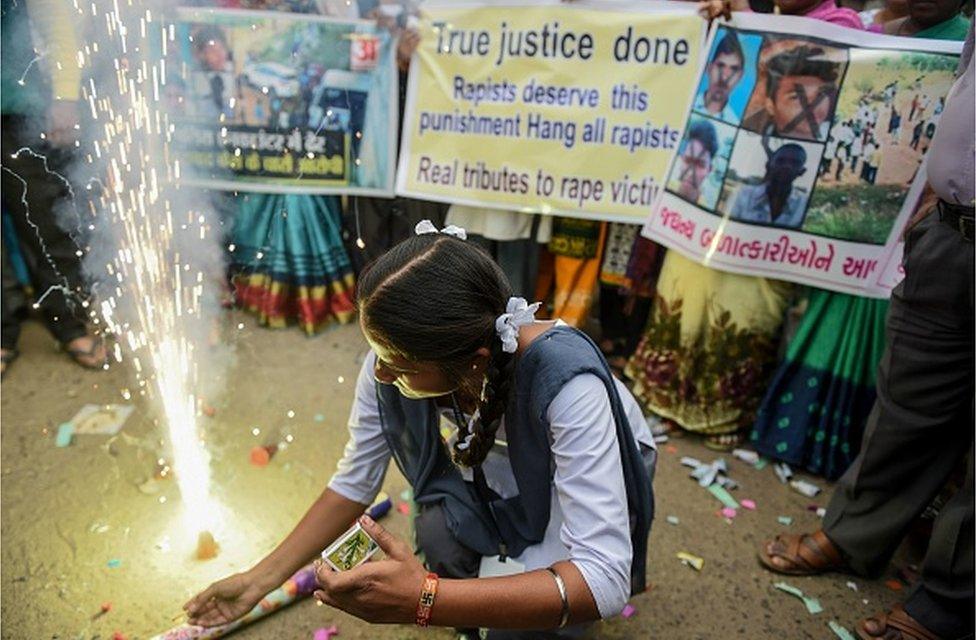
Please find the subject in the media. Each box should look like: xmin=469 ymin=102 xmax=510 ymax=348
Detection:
xmin=64 ymin=334 xmax=108 ymax=369
xmin=704 ymin=431 xmax=745 ymax=451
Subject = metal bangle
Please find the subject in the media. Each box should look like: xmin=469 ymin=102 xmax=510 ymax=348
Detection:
xmin=545 ymin=567 xmax=570 ymax=629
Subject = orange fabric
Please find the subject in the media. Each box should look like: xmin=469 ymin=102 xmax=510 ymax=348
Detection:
xmin=549 ymin=223 xmax=607 ymax=327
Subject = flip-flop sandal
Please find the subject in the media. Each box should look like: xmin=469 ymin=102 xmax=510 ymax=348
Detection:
xmin=63 ymin=336 xmax=107 ymax=369
xmin=856 ymin=604 xmax=943 ymax=640
xmin=1 ymin=348 xmax=19 ymax=379
xmin=704 ymin=432 xmax=744 ymax=451
xmin=757 ymin=530 xmax=846 ymax=576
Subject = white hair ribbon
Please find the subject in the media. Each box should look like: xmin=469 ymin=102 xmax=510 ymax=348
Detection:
xmin=414 ymin=219 xmax=467 ymax=240
xmin=440 ymin=224 xmax=467 ymax=240
xmin=495 ymin=297 xmax=542 ymax=354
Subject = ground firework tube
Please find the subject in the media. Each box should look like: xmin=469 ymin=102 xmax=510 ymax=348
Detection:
xmin=151 ymin=565 xmax=317 ymax=640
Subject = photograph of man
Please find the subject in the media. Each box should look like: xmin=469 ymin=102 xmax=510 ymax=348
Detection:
xmin=829 ymin=119 xmax=855 ymax=179
xmin=910 ymin=119 xmax=925 ymax=149
xmin=860 ymin=137 xmax=880 ymax=183
xmin=668 ymin=119 xmax=721 ymax=208
xmin=692 ymin=31 xmax=746 ymax=124
xmin=888 ymin=104 xmax=902 ymax=143
xmin=730 ymin=142 xmax=810 ymax=229
xmin=909 ymin=93 xmax=921 ymax=121
xmin=742 ymin=41 xmax=846 ymax=142
xmin=189 ymin=25 xmax=238 ymax=122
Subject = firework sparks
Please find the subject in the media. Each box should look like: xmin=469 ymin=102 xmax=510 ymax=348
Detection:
xmin=77 ymin=0 xmax=222 ymax=539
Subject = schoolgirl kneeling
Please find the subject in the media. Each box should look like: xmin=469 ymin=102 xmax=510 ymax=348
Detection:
xmin=185 ymin=220 xmax=657 ymax=638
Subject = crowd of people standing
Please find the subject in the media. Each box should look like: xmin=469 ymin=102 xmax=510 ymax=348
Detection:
xmin=2 ymin=0 xmax=973 ymax=637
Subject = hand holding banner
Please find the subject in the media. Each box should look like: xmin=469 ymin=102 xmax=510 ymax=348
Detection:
xmin=172 ymin=8 xmax=398 ymax=195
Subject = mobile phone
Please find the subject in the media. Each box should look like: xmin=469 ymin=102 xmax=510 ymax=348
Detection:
xmin=320 ymin=522 xmax=380 ymax=571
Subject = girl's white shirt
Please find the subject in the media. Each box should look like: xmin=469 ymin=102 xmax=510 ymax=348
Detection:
xmin=329 ymin=325 xmax=654 ymax=618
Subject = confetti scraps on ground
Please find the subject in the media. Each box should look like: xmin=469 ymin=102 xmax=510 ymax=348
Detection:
xmin=885 ymin=579 xmax=904 ymax=591
xmin=202 ymin=405 xmax=216 ymax=418
xmin=773 ymin=582 xmax=823 ymax=614
xmin=754 ymin=458 xmax=768 ymax=470
xmin=721 ymin=507 xmax=737 ymax=519
xmin=314 ymin=414 xmax=325 ymax=423
xmin=249 ymin=445 xmax=276 ymax=467
xmin=677 ymin=552 xmax=704 ymax=571
xmin=846 ymin=581 xmax=858 ymax=592
xmin=790 ymin=479 xmax=822 ymax=498
xmin=396 ymin=502 xmax=410 ymax=515
xmin=777 ymin=516 xmax=794 ymax=526
xmin=400 ymin=489 xmax=413 ymax=501
xmin=112 ymin=632 xmax=127 ymax=640
xmin=708 ymin=484 xmax=740 ymax=510
xmin=313 ymin=625 xmax=339 ymax=640
xmin=665 ymin=444 xmax=678 ymax=454
xmin=816 ymin=507 xmax=826 ymax=518
xmin=621 ymin=603 xmax=636 ymax=618
xmin=686 ymin=458 xmax=737 ymax=489
xmin=666 ymin=515 xmax=680 ymax=526
xmin=828 ymin=620 xmax=857 ymax=640
xmin=732 ymin=448 xmax=759 ymax=464
xmin=740 ymin=499 xmax=757 ymax=510
xmin=55 ymin=423 xmax=75 ymax=447
xmin=773 ymin=463 xmax=793 ymax=484
xmin=107 ymin=559 xmax=122 ymax=568
xmin=70 ymin=404 xmax=134 ymax=435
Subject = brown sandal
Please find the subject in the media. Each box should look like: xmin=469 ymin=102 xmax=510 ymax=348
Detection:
xmin=758 ymin=530 xmax=846 ymax=576
xmin=857 ymin=604 xmax=943 ymax=640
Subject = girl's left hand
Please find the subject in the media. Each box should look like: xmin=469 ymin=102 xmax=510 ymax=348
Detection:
xmin=313 ymin=515 xmax=428 ymax=624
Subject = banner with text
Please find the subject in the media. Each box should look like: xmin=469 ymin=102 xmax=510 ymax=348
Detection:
xmin=396 ymin=1 xmax=707 ymax=223
xmin=644 ymin=13 xmax=961 ymax=297
xmin=173 ymin=8 xmax=398 ymax=195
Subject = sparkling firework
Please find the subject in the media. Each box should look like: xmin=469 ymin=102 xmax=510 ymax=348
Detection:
xmin=76 ymin=0 xmax=222 ymax=535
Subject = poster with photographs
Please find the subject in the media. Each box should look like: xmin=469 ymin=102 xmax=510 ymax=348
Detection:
xmin=171 ymin=8 xmax=398 ymax=195
xmin=644 ymin=14 xmax=962 ymax=297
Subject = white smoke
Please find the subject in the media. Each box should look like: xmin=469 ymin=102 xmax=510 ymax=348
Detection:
xmin=69 ymin=0 xmax=233 ymax=533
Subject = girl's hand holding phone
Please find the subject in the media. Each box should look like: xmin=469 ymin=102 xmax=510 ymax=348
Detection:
xmin=313 ymin=515 xmax=428 ymax=624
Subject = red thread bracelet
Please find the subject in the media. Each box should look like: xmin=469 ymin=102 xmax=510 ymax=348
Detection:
xmin=415 ymin=572 xmax=439 ymax=627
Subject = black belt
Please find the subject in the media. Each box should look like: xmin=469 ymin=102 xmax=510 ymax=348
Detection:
xmin=937 ymin=199 xmax=975 ymax=242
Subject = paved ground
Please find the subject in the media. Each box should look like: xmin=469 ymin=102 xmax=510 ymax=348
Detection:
xmin=1 ymin=312 xmax=920 ymax=639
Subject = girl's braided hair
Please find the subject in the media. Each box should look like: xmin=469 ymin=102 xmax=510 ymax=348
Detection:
xmin=356 ymin=233 xmax=516 ymax=467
